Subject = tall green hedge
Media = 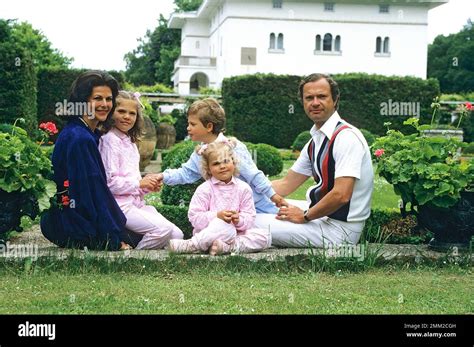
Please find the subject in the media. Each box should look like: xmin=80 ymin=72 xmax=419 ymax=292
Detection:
xmin=37 ymin=67 xmax=84 ymax=129
xmin=0 ymin=20 xmax=37 ymax=134
xmin=222 ymin=73 xmax=440 ymax=147
xmin=335 ymin=73 xmax=440 ymax=136
xmin=222 ymin=74 xmax=311 ymax=148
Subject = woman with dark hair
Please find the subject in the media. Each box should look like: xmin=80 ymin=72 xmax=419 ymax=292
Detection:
xmin=40 ymin=70 xmax=137 ymax=250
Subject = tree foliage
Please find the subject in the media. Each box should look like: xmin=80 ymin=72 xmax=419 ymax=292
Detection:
xmin=173 ymin=0 xmax=203 ymax=12
xmin=428 ymin=19 xmax=474 ymax=93
xmin=124 ymin=0 xmax=203 ymax=86
xmin=11 ymin=21 xmax=72 ymax=70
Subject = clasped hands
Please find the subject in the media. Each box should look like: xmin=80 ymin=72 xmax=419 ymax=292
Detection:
xmin=217 ymin=210 xmax=240 ymax=225
xmin=139 ymin=173 xmax=164 ymax=192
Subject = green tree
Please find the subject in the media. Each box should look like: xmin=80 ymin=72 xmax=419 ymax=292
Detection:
xmin=428 ymin=19 xmax=474 ymax=93
xmin=0 ymin=19 xmax=38 ymax=134
xmin=124 ymin=15 xmax=180 ymax=86
xmin=124 ymin=0 xmax=203 ymax=86
xmin=11 ymin=21 xmax=72 ymax=70
xmin=174 ymin=0 xmax=203 ymax=12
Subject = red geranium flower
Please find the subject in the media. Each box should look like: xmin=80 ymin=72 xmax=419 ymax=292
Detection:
xmin=466 ymin=102 xmax=473 ymax=111
xmin=63 ymin=180 xmax=69 ymax=188
xmin=39 ymin=122 xmax=58 ymax=135
xmin=61 ymin=195 xmax=70 ymax=206
xmin=374 ymin=149 xmax=385 ymax=158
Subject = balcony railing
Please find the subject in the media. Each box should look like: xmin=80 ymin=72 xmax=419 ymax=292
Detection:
xmin=174 ymin=56 xmax=216 ymax=68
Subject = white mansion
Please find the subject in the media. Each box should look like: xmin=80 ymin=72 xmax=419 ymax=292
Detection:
xmin=169 ymin=0 xmax=448 ymax=95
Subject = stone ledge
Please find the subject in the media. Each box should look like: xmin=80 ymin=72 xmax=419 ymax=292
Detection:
xmin=2 ymin=225 xmax=470 ymax=263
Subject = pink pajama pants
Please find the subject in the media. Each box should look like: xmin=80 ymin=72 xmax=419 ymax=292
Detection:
xmin=190 ymin=218 xmax=271 ymax=253
xmin=124 ymin=204 xmax=183 ymax=250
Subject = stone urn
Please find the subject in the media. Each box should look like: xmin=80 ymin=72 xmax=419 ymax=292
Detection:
xmin=137 ymin=116 xmax=157 ymax=172
xmin=156 ymin=123 xmax=176 ymax=149
xmin=418 ymin=191 xmax=474 ymax=251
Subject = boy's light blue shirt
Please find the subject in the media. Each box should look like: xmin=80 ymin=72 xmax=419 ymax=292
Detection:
xmin=162 ymin=136 xmax=278 ymax=214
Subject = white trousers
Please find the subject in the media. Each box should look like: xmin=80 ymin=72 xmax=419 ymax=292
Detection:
xmin=124 ymin=205 xmax=183 ymax=250
xmin=191 ymin=218 xmax=271 ymax=253
xmin=254 ymin=200 xmax=364 ymax=248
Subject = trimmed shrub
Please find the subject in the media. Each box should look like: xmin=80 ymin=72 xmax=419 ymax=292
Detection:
xmin=363 ymin=208 xmax=431 ymax=244
xmin=37 ymin=67 xmax=83 ymax=134
xmin=222 ymin=73 xmax=440 ymax=147
xmin=161 ymin=140 xmax=197 ymax=170
xmin=292 ymin=130 xmax=311 ymax=151
xmin=153 ymin=204 xmax=193 ymax=239
xmin=0 ymin=20 xmax=37 ymax=134
xmin=359 ymin=129 xmax=376 ymax=147
xmin=161 ymin=140 xmax=203 ymax=206
xmin=244 ymin=142 xmax=283 ymax=177
xmin=173 ymin=108 xmax=188 ymax=141
xmin=335 ymin=73 xmax=440 ymax=136
xmin=222 ymin=74 xmax=311 ymax=148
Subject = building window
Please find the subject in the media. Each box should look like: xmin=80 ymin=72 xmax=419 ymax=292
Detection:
xmin=376 ymin=37 xmax=382 ymax=53
xmin=323 ymin=33 xmax=332 ymax=51
xmin=383 ymin=37 xmax=390 ymax=53
xmin=269 ymin=33 xmax=276 ymax=49
xmin=269 ymin=33 xmax=284 ymax=53
xmin=324 ymin=2 xmax=334 ymax=12
xmin=315 ymin=35 xmax=321 ymax=51
xmin=315 ymin=33 xmax=341 ymax=55
xmin=375 ymin=36 xmax=390 ymax=57
xmin=273 ymin=0 xmax=282 ymax=9
xmin=379 ymin=4 xmax=389 ymax=13
xmin=334 ymin=35 xmax=341 ymax=52
xmin=277 ymin=33 xmax=284 ymax=49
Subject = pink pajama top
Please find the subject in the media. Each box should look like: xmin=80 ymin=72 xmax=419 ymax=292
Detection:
xmin=98 ymin=128 xmax=147 ymax=209
xmin=188 ymin=176 xmax=256 ymax=234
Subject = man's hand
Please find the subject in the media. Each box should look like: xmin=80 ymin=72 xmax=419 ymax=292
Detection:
xmin=276 ymin=205 xmax=306 ymax=224
xmin=271 ymin=193 xmax=289 ymax=208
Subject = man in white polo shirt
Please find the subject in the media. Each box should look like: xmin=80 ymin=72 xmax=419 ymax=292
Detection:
xmin=255 ymin=73 xmax=374 ymax=247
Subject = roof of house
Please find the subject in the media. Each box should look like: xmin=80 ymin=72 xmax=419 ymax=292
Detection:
xmin=168 ymin=0 xmax=449 ymax=28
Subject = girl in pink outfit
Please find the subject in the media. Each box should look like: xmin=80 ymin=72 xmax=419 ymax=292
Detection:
xmin=169 ymin=141 xmax=271 ymax=255
xmin=99 ymin=91 xmax=183 ymax=249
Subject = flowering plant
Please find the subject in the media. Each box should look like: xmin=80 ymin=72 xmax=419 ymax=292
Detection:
xmin=0 ymin=119 xmax=56 ymax=232
xmin=373 ymin=112 xmax=473 ymax=209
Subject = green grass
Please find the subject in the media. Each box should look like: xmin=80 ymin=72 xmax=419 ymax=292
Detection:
xmin=271 ymin=160 xmax=400 ymax=209
xmin=0 ymin=258 xmax=471 ymax=314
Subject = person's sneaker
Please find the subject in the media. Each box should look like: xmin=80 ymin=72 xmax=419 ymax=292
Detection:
xmin=169 ymin=239 xmax=199 ymax=254
xmin=209 ymin=239 xmax=235 ymax=256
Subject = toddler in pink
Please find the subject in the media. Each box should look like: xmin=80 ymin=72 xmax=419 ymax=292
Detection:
xmin=169 ymin=140 xmax=271 ymax=255
xmin=99 ymin=91 xmax=183 ymax=249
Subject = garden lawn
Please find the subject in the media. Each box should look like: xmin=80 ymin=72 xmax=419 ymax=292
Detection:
xmin=0 ymin=262 xmax=472 ymax=314
xmin=271 ymin=160 xmax=399 ymax=209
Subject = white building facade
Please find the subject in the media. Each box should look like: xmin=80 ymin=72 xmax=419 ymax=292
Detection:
xmin=169 ymin=0 xmax=448 ymax=95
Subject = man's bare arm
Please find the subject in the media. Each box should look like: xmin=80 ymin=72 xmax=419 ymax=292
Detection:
xmin=272 ymin=169 xmax=309 ymax=197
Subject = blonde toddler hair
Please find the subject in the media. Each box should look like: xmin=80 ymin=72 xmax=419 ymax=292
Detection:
xmin=197 ymin=141 xmax=239 ymax=180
